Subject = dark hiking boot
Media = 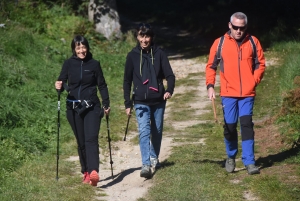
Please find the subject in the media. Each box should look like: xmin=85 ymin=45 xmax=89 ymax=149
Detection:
xmin=225 ymin=158 xmax=236 ymax=173
xmin=89 ymin=170 xmax=99 ymax=186
xmin=150 ymin=157 xmax=161 ymax=169
xmin=140 ymin=165 xmax=152 ymax=178
xmin=245 ymin=164 xmax=260 ymax=175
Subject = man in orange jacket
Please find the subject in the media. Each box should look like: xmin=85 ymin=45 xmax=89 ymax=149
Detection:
xmin=206 ymin=12 xmax=266 ymax=175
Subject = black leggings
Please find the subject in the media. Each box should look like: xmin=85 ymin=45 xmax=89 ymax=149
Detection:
xmin=66 ymin=104 xmax=102 ymax=174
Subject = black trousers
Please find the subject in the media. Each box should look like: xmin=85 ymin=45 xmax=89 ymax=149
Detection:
xmin=66 ymin=104 xmax=102 ymax=174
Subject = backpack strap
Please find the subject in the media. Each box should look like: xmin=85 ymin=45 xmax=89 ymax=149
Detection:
xmin=216 ymin=36 xmax=225 ymax=60
xmin=248 ymin=35 xmax=257 ymax=59
xmin=216 ymin=35 xmax=257 ymax=65
xmin=248 ymin=35 xmax=258 ymax=72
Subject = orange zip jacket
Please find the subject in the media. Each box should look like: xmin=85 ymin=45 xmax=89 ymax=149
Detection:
xmin=206 ymin=32 xmax=266 ymax=97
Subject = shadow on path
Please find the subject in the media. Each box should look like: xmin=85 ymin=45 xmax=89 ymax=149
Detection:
xmin=256 ymin=146 xmax=300 ymax=169
xmin=99 ymin=161 xmax=176 ymax=188
xmin=99 ymin=167 xmax=140 ymax=188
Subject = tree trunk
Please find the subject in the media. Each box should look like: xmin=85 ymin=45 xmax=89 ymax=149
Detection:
xmin=88 ymin=0 xmax=121 ymax=39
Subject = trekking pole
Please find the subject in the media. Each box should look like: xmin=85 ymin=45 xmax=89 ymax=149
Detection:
xmin=212 ymin=98 xmax=218 ymax=123
xmin=123 ymin=108 xmax=132 ymax=141
xmin=106 ymin=114 xmax=114 ymax=179
xmin=123 ymin=92 xmax=134 ymax=141
xmin=56 ymin=89 xmax=61 ymax=181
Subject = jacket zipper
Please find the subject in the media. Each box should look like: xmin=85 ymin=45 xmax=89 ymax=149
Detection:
xmin=237 ymin=37 xmax=247 ymax=97
xmin=238 ymin=47 xmax=242 ymax=96
xmin=78 ymin=60 xmax=83 ymax=100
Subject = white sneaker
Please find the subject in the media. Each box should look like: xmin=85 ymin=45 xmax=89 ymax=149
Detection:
xmin=150 ymin=157 xmax=161 ymax=168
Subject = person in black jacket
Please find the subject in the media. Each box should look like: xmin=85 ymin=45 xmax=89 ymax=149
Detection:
xmin=123 ymin=23 xmax=175 ymax=178
xmin=55 ymin=35 xmax=110 ymax=186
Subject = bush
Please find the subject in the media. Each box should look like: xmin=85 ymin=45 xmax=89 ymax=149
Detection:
xmin=0 ymin=137 xmax=28 ymax=182
xmin=272 ymin=42 xmax=300 ymax=147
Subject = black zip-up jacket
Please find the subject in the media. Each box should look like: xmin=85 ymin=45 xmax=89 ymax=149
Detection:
xmin=123 ymin=44 xmax=175 ymax=108
xmin=57 ymin=53 xmax=110 ymax=108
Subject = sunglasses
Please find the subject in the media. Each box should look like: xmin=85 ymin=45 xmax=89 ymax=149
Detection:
xmin=230 ymin=22 xmax=247 ymax=31
xmin=138 ymin=23 xmax=151 ymax=29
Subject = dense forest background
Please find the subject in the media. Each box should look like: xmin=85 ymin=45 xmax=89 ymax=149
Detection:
xmin=3 ymin=0 xmax=300 ymax=49
xmin=117 ymin=0 xmax=300 ymax=44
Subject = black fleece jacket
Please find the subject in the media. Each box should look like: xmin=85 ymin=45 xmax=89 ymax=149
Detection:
xmin=57 ymin=53 xmax=110 ymax=108
xmin=123 ymin=44 xmax=175 ymax=108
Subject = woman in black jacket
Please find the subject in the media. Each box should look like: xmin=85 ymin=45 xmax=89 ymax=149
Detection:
xmin=123 ymin=23 xmax=175 ymax=178
xmin=55 ymin=35 xmax=110 ymax=186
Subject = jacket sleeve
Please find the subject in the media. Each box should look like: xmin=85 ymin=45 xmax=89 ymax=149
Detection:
xmin=205 ymin=38 xmax=220 ymax=89
xmin=123 ymin=53 xmax=134 ymax=109
xmin=96 ymin=61 xmax=110 ymax=108
xmin=160 ymin=50 xmax=175 ymax=94
xmin=252 ymin=36 xmax=266 ymax=85
xmin=57 ymin=60 xmax=69 ymax=92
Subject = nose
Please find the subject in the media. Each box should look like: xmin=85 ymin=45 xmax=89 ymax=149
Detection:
xmin=76 ymin=47 xmax=86 ymax=52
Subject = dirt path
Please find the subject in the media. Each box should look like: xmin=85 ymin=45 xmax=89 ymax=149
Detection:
xmin=94 ymin=58 xmax=211 ymax=201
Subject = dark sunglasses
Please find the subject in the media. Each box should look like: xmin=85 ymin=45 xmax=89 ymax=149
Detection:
xmin=138 ymin=23 xmax=151 ymax=29
xmin=230 ymin=22 xmax=247 ymax=31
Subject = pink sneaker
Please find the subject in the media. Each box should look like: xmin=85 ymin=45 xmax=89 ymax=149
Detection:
xmin=89 ymin=170 xmax=99 ymax=186
xmin=82 ymin=172 xmax=90 ymax=184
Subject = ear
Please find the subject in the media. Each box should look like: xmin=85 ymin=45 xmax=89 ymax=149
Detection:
xmin=228 ymin=22 xmax=231 ymax=29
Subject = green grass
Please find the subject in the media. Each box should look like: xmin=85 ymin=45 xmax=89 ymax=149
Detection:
xmin=0 ymin=153 xmax=103 ymax=201
xmin=245 ymin=175 xmax=300 ymax=201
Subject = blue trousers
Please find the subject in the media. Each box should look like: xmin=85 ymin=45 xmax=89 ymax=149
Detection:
xmin=221 ymin=97 xmax=256 ymax=166
xmin=134 ymin=102 xmax=166 ymax=166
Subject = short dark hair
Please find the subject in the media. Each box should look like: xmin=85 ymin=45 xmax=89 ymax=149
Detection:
xmin=136 ymin=23 xmax=154 ymax=38
xmin=71 ymin=35 xmax=90 ymax=56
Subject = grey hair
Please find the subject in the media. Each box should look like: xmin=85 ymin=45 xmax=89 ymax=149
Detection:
xmin=230 ymin=12 xmax=248 ymax=25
